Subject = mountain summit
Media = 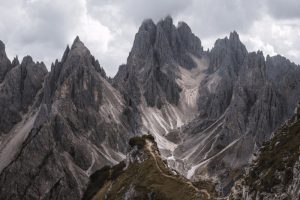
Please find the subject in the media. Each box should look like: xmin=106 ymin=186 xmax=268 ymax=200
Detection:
xmin=0 ymin=17 xmax=300 ymax=199
xmin=114 ymin=17 xmax=300 ymax=195
xmin=0 ymin=37 xmax=132 ymax=200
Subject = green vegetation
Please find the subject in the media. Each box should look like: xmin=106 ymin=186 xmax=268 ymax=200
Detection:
xmin=129 ymin=134 xmax=155 ymax=149
xmin=245 ymin=116 xmax=300 ymax=192
xmin=84 ymin=135 xmax=213 ymax=200
xmin=129 ymin=136 xmax=146 ymax=149
xmin=82 ymin=161 xmax=126 ymax=200
xmin=193 ymin=180 xmax=217 ymax=197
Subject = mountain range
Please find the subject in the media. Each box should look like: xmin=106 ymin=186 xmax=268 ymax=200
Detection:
xmin=0 ymin=16 xmax=300 ymax=199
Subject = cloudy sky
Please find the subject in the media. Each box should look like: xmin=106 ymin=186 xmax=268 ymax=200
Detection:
xmin=0 ymin=0 xmax=300 ymax=76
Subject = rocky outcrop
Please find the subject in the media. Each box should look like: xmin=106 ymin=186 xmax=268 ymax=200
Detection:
xmin=0 ymin=40 xmax=13 ymax=83
xmin=168 ymin=35 xmax=300 ymax=195
xmin=1 ymin=16 xmax=300 ymax=199
xmin=114 ymin=16 xmax=203 ymax=109
xmin=0 ymin=55 xmax=47 ymax=135
xmin=230 ymin=109 xmax=300 ymax=200
xmin=113 ymin=16 xmax=206 ymax=152
xmin=112 ymin=18 xmax=300 ymax=195
xmin=0 ymin=37 xmax=133 ymax=200
xmin=83 ymin=135 xmax=215 ymax=200
xmin=197 ymin=31 xmax=247 ymax=119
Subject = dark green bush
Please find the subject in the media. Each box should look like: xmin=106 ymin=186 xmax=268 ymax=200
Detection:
xmin=82 ymin=165 xmax=111 ymax=200
xmin=142 ymin=134 xmax=155 ymax=141
xmin=129 ymin=136 xmax=146 ymax=149
xmin=111 ymin=161 xmax=126 ymax=180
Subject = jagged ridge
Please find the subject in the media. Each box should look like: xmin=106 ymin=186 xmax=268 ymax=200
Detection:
xmin=0 ymin=15 xmax=300 ymax=200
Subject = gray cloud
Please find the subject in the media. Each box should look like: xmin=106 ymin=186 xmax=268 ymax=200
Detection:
xmin=176 ymin=0 xmax=265 ymax=38
xmin=266 ymin=0 xmax=300 ymax=19
xmin=0 ymin=0 xmax=299 ymax=77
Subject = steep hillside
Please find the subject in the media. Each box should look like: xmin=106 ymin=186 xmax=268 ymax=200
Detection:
xmin=230 ymin=107 xmax=300 ymax=200
xmin=113 ymin=16 xmax=300 ymax=195
xmin=0 ymin=37 xmax=134 ymax=200
xmin=83 ymin=135 xmax=216 ymax=200
xmin=113 ymin=16 xmax=206 ymax=152
xmin=1 ymin=16 xmax=300 ymax=199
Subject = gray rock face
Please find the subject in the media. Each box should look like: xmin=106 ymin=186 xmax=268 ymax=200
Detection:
xmin=0 ymin=40 xmax=12 ymax=83
xmin=170 ymin=39 xmax=300 ymax=195
xmin=208 ymin=31 xmax=247 ymax=74
xmin=0 ymin=38 xmax=133 ymax=200
xmin=230 ymin=110 xmax=300 ymax=200
xmin=114 ymin=16 xmax=203 ymax=109
xmin=287 ymin=159 xmax=300 ymax=199
xmin=0 ymin=55 xmax=47 ymax=135
xmin=1 ymin=17 xmax=300 ymax=199
xmin=113 ymin=17 xmax=206 ymax=153
xmin=197 ymin=32 xmax=247 ymax=119
xmin=112 ymin=18 xmax=300 ymax=195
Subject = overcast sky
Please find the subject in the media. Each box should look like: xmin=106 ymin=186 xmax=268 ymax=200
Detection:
xmin=0 ymin=0 xmax=300 ymax=76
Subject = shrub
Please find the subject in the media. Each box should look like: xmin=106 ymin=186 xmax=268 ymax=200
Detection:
xmin=82 ymin=165 xmax=111 ymax=200
xmin=111 ymin=161 xmax=126 ymax=180
xmin=129 ymin=136 xmax=146 ymax=149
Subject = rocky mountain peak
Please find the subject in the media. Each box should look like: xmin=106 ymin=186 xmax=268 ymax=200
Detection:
xmin=229 ymin=30 xmax=239 ymax=41
xmin=228 ymin=31 xmax=246 ymax=52
xmin=157 ymin=15 xmax=174 ymax=31
xmin=61 ymin=45 xmax=70 ymax=63
xmin=0 ymin=40 xmax=12 ymax=83
xmin=140 ymin=18 xmax=156 ymax=30
xmin=266 ymin=54 xmax=298 ymax=71
xmin=0 ymin=40 xmax=5 ymax=53
xmin=0 ymin=54 xmax=47 ymax=135
xmin=11 ymin=56 xmax=20 ymax=67
xmin=2 ymin=16 xmax=300 ymax=200
xmin=48 ymin=36 xmax=105 ymax=86
xmin=130 ymin=19 xmax=156 ymax=60
xmin=130 ymin=16 xmax=203 ymax=69
xmin=177 ymin=21 xmax=191 ymax=30
xmin=43 ymin=36 xmax=107 ymax=108
xmin=20 ymin=55 xmax=34 ymax=66
xmin=177 ymin=21 xmax=193 ymax=38
xmin=68 ymin=36 xmax=91 ymax=59
xmin=71 ymin=36 xmax=84 ymax=49
xmin=0 ymin=35 xmax=133 ymax=200
xmin=177 ymin=21 xmax=203 ymax=57
xmin=209 ymin=31 xmax=247 ymax=74
xmin=266 ymin=54 xmax=299 ymax=84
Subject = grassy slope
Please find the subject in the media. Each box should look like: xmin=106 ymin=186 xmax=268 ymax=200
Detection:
xmin=84 ymin=135 xmax=215 ymax=200
xmin=245 ymin=115 xmax=300 ymax=193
